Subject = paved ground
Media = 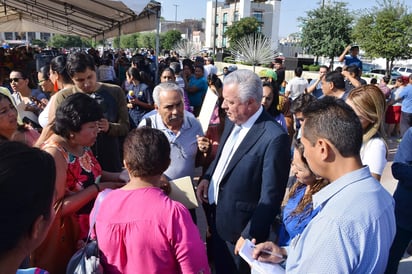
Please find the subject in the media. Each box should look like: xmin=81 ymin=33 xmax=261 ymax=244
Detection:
xmin=194 ymin=137 xmax=412 ymax=273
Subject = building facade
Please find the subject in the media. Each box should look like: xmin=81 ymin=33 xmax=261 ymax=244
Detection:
xmin=205 ymin=0 xmax=281 ymax=51
xmin=1 ymin=32 xmax=52 ymax=44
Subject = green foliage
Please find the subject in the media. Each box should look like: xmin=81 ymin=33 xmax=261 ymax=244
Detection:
xmin=81 ymin=37 xmax=92 ymax=48
xmin=121 ymin=34 xmax=139 ymax=48
xmin=303 ymin=64 xmax=320 ymax=71
xmin=225 ymin=17 xmax=261 ymax=44
xmin=352 ymin=0 xmax=412 ymax=73
xmin=138 ymin=32 xmax=156 ymax=49
xmin=31 ymin=39 xmax=47 ymax=48
xmin=223 ymin=56 xmax=235 ymax=63
xmin=113 ymin=37 xmax=120 ymax=49
xmin=161 ymin=30 xmax=182 ymax=50
xmin=299 ymin=2 xmax=353 ymax=68
xmin=49 ymin=34 xmax=84 ymax=48
xmin=309 ymin=64 xmax=320 ymax=71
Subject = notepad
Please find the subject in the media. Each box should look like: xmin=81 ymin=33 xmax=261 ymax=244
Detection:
xmin=239 ymin=239 xmax=285 ymax=274
xmin=169 ymin=176 xmax=199 ymax=209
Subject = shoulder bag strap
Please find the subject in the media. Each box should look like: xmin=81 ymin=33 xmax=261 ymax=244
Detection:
xmin=88 ymin=189 xmax=112 ymax=237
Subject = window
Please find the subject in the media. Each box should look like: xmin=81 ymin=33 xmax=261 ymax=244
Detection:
xmin=4 ymin=32 xmax=13 ymax=40
xmin=40 ymin=33 xmax=51 ymax=41
xmin=27 ymin=32 xmax=36 ymax=42
xmin=253 ymin=11 xmax=263 ymax=23
xmin=234 ymin=11 xmax=239 ymax=22
xmin=215 ymin=15 xmax=219 ymax=25
xmin=223 ymin=13 xmax=228 ymax=24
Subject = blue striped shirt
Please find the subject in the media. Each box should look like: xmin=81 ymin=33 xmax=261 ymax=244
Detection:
xmin=286 ymin=167 xmax=396 ymax=273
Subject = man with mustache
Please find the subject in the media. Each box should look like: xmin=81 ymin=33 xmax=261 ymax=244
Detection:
xmin=139 ymin=82 xmax=203 ymax=221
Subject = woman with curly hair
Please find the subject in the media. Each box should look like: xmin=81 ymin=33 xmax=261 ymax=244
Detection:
xmin=278 ymin=138 xmax=330 ymax=246
xmin=32 ymin=93 xmax=127 ymax=273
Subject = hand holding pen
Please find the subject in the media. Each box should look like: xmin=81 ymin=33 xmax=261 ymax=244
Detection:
xmin=252 ymin=239 xmax=287 ymax=264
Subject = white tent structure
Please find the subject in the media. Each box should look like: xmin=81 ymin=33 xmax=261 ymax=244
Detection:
xmin=0 ymin=0 xmax=161 ymax=40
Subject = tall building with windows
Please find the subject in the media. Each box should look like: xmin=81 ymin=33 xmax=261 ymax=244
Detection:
xmin=205 ymin=0 xmax=281 ymax=51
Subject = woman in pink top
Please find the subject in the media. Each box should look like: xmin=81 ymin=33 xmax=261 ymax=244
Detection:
xmin=92 ymin=127 xmax=210 ymax=274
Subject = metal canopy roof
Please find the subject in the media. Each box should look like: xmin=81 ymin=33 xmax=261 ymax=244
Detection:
xmin=0 ymin=0 xmax=161 ymax=39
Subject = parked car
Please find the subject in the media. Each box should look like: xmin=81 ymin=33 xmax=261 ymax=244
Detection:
xmin=393 ymin=67 xmax=412 ymax=77
xmin=362 ymin=62 xmax=377 ymax=74
xmin=369 ymin=69 xmax=402 ymax=85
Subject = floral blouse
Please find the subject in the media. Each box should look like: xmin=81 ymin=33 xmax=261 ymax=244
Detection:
xmin=42 ymin=140 xmax=102 ymax=238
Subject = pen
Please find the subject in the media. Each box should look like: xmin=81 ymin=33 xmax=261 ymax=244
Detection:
xmin=254 ymin=247 xmax=285 ymax=259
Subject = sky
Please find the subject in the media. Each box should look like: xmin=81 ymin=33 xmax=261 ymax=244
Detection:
xmin=160 ymin=0 xmax=411 ymax=37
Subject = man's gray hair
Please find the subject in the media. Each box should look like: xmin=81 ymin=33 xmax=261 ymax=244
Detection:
xmin=153 ymin=82 xmax=183 ymax=106
xmin=223 ymin=69 xmax=262 ymax=103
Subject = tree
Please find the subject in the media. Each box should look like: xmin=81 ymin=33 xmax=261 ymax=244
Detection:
xmin=230 ymin=34 xmax=274 ymax=71
xmin=121 ymin=34 xmax=139 ymax=48
xmin=138 ymin=32 xmax=156 ymax=49
xmin=49 ymin=34 xmax=86 ymax=48
xmin=81 ymin=37 xmax=92 ymax=48
xmin=225 ymin=17 xmax=260 ymax=45
xmin=299 ymin=2 xmax=353 ymax=68
xmin=113 ymin=37 xmax=120 ymax=49
xmin=161 ymin=30 xmax=182 ymax=50
xmin=31 ymin=39 xmax=47 ymax=48
xmin=352 ymin=0 xmax=412 ymax=74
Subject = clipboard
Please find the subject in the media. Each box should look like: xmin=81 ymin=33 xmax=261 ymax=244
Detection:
xmin=169 ymin=176 xmax=199 ymax=209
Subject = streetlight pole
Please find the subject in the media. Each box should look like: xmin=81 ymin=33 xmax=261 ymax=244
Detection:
xmin=173 ymin=4 xmax=179 ymax=30
xmin=213 ymin=0 xmax=218 ymax=55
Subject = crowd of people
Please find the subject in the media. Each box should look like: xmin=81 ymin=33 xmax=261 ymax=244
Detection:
xmin=0 ymin=44 xmax=412 ymax=274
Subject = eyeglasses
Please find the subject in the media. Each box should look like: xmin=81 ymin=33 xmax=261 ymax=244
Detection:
xmin=10 ymin=78 xmax=23 ymax=83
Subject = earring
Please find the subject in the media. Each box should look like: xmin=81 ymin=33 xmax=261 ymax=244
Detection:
xmin=53 ymin=80 xmax=59 ymax=92
xmin=69 ymin=134 xmax=74 ymax=139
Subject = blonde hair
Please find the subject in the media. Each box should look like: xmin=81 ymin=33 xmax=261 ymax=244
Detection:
xmin=347 ymin=85 xmax=387 ymax=143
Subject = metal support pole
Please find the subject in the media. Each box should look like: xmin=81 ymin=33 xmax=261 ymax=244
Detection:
xmin=173 ymin=4 xmax=179 ymax=30
xmin=155 ymin=8 xmax=160 ymax=84
xmin=213 ymin=0 xmax=218 ymax=55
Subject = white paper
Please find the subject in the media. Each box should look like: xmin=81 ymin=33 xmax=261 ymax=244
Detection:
xmin=198 ymin=88 xmax=219 ymax=133
xmin=239 ymin=239 xmax=286 ymax=274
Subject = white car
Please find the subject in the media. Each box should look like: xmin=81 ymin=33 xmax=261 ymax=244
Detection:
xmin=369 ymin=69 xmax=402 ymax=85
xmin=393 ymin=67 xmax=412 ymax=77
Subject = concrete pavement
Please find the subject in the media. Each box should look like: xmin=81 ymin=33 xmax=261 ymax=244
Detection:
xmin=381 ymin=138 xmax=412 ymax=274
